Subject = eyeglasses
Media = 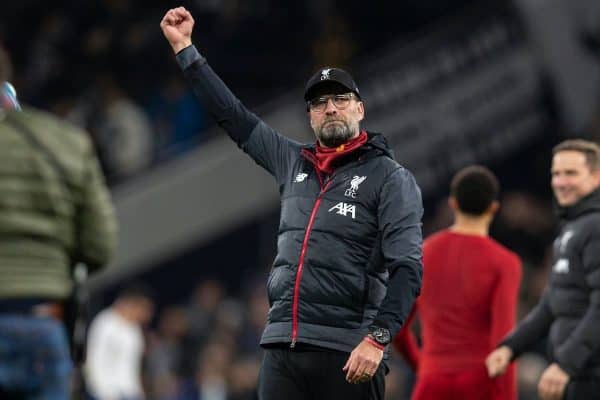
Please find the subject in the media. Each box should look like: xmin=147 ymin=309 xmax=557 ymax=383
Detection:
xmin=308 ymin=93 xmax=356 ymax=113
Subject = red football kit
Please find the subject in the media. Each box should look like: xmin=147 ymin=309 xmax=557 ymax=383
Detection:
xmin=394 ymin=230 xmax=521 ymax=400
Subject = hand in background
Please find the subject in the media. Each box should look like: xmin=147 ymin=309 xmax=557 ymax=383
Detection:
xmin=537 ymin=363 xmax=570 ymax=400
xmin=485 ymin=345 xmax=513 ymax=378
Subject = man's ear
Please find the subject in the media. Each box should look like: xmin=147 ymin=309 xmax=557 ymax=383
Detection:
xmin=487 ymin=200 xmax=500 ymax=216
xmin=448 ymin=196 xmax=458 ymax=211
xmin=357 ymin=101 xmax=365 ymax=122
xmin=593 ymin=169 xmax=600 ymax=186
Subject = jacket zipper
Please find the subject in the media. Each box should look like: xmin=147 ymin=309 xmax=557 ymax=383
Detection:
xmin=292 ymin=147 xmax=366 ymax=348
xmin=291 ymin=179 xmax=332 ymax=348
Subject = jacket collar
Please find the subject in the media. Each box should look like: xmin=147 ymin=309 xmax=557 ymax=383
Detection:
xmin=555 ymin=187 xmax=600 ymax=221
xmin=302 ymin=131 xmax=395 ymax=161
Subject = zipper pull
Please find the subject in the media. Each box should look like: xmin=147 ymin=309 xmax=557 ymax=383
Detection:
xmin=290 ymin=338 xmax=296 ymax=349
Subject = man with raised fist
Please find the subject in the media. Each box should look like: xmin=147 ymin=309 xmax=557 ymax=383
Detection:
xmin=161 ymin=7 xmax=424 ymax=400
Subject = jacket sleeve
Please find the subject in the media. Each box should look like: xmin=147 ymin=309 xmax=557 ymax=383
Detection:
xmin=553 ymin=229 xmax=600 ymax=376
xmin=75 ymin=142 xmax=118 ymax=273
xmin=372 ymin=167 xmax=423 ymax=337
xmin=176 ymin=45 xmax=299 ymax=184
xmin=501 ymin=291 xmax=554 ymax=359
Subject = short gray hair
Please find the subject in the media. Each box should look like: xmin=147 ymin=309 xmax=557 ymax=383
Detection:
xmin=553 ymin=139 xmax=600 ymax=171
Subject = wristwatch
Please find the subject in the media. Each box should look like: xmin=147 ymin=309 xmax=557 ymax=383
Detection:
xmin=368 ymin=326 xmax=391 ymax=346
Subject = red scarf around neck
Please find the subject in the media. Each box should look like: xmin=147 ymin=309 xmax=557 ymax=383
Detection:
xmin=314 ymin=131 xmax=368 ymax=174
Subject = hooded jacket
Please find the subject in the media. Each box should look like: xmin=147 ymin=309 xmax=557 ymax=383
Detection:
xmin=502 ymin=188 xmax=600 ymax=378
xmin=177 ymin=46 xmax=423 ymax=353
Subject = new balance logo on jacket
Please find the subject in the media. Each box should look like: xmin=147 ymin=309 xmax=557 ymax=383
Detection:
xmin=294 ymin=173 xmax=308 ymax=183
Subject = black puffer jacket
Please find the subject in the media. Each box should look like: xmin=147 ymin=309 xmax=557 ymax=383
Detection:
xmin=503 ymin=188 xmax=600 ymax=378
xmin=177 ymin=46 xmax=423 ymax=353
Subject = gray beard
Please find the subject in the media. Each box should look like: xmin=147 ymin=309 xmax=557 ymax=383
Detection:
xmin=316 ymin=120 xmax=357 ymax=148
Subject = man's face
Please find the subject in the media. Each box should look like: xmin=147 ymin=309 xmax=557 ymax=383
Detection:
xmin=133 ymin=298 xmax=154 ymax=325
xmin=551 ymin=150 xmax=600 ymax=206
xmin=308 ymin=92 xmax=364 ymax=148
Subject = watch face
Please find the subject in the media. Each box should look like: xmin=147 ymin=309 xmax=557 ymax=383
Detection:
xmin=373 ymin=328 xmax=391 ymax=345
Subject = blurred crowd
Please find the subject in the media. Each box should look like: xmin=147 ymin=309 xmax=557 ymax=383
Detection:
xmin=138 ymin=279 xmax=269 ymax=400
xmin=1 ymin=0 xmax=478 ymax=185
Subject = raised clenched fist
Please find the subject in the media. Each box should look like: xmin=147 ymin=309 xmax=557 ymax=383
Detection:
xmin=160 ymin=7 xmax=195 ymax=54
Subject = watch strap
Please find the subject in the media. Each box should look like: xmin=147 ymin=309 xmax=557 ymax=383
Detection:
xmin=364 ymin=336 xmax=385 ymax=351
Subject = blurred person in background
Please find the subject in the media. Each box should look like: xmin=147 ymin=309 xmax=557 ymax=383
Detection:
xmin=146 ymin=75 xmax=206 ymax=161
xmin=394 ymin=166 xmax=521 ymax=400
xmin=186 ymin=280 xmax=225 ymax=343
xmin=0 ymin=46 xmax=117 ymax=400
xmin=487 ymin=139 xmax=600 ymax=400
xmin=161 ymin=7 xmax=423 ymax=400
xmin=227 ymin=356 xmax=261 ymax=400
xmin=180 ymin=279 xmax=226 ymax=377
xmin=85 ymin=284 xmax=154 ymax=400
xmin=236 ymin=283 xmax=269 ymax=356
xmin=90 ymin=75 xmax=154 ymax=183
xmin=145 ymin=306 xmax=190 ymax=400
xmin=173 ymin=340 xmax=232 ymax=400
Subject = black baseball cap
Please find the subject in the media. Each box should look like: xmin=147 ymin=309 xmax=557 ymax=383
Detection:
xmin=304 ymin=67 xmax=361 ymax=101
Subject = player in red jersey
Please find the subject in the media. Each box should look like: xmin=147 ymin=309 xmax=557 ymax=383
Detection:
xmin=394 ymin=165 xmax=522 ymax=400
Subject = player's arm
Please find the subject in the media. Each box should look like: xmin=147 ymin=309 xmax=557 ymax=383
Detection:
xmin=488 ymin=254 xmax=521 ymax=400
xmin=552 ymin=230 xmax=600 ymax=376
xmin=161 ymin=7 xmax=298 ymax=183
xmin=490 ymin=254 xmax=522 ymax=351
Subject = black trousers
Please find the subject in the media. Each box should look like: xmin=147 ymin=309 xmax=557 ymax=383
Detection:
xmin=257 ymin=347 xmax=385 ymax=400
xmin=565 ymin=377 xmax=600 ymax=400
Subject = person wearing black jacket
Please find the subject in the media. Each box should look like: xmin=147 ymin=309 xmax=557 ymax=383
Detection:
xmin=486 ymin=139 xmax=600 ymax=400
xmin=160 ymin=7 xmax=423 ymax=400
